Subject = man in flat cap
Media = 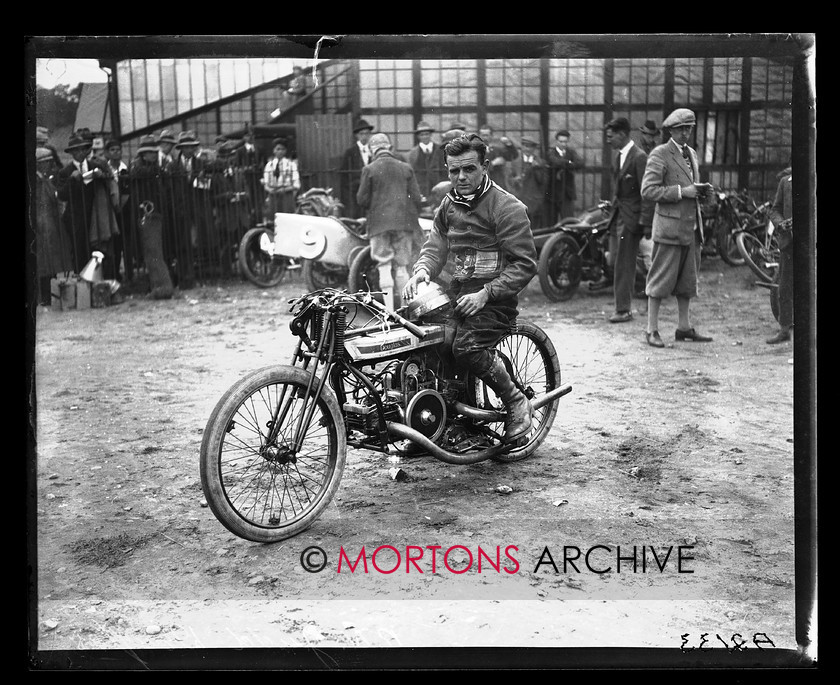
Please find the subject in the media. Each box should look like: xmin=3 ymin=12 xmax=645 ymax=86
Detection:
xmin=356 ymin=133 xmax=425 ymax=311
xmin=340 ymin=119 xmax=375 ymax=218
xmin=509 ymin=135 xmax=549 ymax=228
xmin=640 ymin=107 xmax=714 ymax=347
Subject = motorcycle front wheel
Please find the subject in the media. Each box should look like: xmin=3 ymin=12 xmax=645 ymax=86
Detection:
xmin=302 ymin=259 xmax=349 ymax=292
xmin=238 ymin=227 xmax=287 ymax=288
xmin=470 ymin=322 xmax=562 ymax=463
xmin=200 ymin=366 xmax=346 ymax=543
xmin=538 ymin=233 xmax=583 ymax=302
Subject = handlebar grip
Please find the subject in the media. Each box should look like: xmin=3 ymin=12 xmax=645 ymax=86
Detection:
xmin=367 ymin=297 xmax=427 ymax=339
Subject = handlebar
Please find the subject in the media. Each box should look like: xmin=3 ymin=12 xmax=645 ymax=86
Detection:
xmin=365 ymin=297 xmax=427 ymax=339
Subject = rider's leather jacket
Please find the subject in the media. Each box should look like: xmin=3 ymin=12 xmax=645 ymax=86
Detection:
xmin=414 ymin=175 xmax=537 ymax=302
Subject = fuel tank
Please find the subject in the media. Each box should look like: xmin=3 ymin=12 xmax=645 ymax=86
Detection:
xmin=343 ymin=323 xmax=446 ymax=362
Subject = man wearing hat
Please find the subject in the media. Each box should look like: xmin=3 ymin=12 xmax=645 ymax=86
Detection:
xmin=54 ymin=133 xmax=120 ymax=276
xmin=638 ymin=120 xmax=661 ymax=155
xmin=641 ymin=107 xmax=714 ymax=347
xmin=356 ymin=133 xmax=425 ymax=311
xmin=340 ymin=119 xmax=375 ymax=218
xmin=157 ymin=129 xmax=179 ymax=169
xmin=547 ymin=129 xmax=584 ymax=221
xmin=509 ymin=135 xmax=549 ymax=228
xmin=35 ymin=146 xmax=74 ymax=304
xmin=478 ymin=124 xmax=519 ymax=191
xmin=408 ymin=121 xmax=447 ymax=199
xmin=602 ymin=117 xmax=654 ymax=322
xmin=36 ymin=126 xmax=62 ymax=179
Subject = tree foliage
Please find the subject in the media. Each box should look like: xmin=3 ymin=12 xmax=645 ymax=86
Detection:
xmin=36 ymin=84 xmax=81 ymax=132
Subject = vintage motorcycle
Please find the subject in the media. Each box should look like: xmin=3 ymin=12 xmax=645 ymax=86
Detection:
xmin=537 ymin=201 xmax=615 ymax=302
xmin=199 ymin=283 xmax=572 ymax=543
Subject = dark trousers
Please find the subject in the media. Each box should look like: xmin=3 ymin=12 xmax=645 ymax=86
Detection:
xmin=444 ymin=280 xmax=518 ymax=376
xmin=613 ymin=223 xmax=643 ymax=313
xmin=777 ymin=244 xmax=793 ymax=329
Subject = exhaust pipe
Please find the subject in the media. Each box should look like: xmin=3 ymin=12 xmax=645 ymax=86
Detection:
xmin=386 ymin=383 xmax=573 ymax=465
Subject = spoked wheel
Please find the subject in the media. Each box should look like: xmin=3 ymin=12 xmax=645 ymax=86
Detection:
xmin=469 ymin=322 xmax=562 ymax=463
xmin=200 ymin=366 xmax=346 ymax=543
xmin=302 ymin=259 xmax=349 ymax=292
xmin=347 ymin=246 xmax=379 ymax=293
xmin=715 ymin=215 xmax=745 ymax=266
xmin=238 ymin=227 xmax=287 ymax=288
xmin=736 ymin=228 xmax=779 ymax=283
xmin=538 ymin=233 xmax=583 ymax=301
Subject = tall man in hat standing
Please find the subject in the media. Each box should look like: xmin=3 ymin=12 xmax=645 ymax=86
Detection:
xmin=340 ymin=119 xmax=374 ymax=218
xmin=547 ymin=129 xmax=584 ymax=221
xmin=408 ymin=121 xmax=447 ymax=201
xmin=638 ymin=120 xmax=661 ymax=155
xmin=403 ymin=133 xmax=538 ymax=446
xmin=602 ymin=117 xmax=654 ymax=322
xmin=54 ymin=133 xmax=120 ymax=277
xmin=356 ymin=133 xmax=425 ymax=311
xmin=641 ymin=107 xmax=714 ymax=348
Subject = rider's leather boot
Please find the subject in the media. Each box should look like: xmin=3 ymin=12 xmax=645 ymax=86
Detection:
xmin=478 ymin=354 xmax=533 ymax=444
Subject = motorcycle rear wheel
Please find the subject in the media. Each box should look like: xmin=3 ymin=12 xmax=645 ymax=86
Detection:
xmin=238 ymin=227 xmax=287 ymax=288
xmin=200 ymin=366 xmax=346 ymax=543
xmin=538 ymin=233 xmax=583 ymax=302
xmin=470 ymin=322 xmax=562 ymax=463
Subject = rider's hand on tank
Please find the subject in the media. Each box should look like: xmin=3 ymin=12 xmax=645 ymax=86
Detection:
xmin=455 ymin=288 xmax=489 ymax=317
xmin=403 ymin=271 xmax=430 ymax=301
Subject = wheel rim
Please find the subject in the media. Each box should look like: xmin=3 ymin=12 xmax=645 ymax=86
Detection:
xmin=548 ymin=239 xmax=581 ymax=290
xmin=473 ymin=328 xmax=558 ymax=452
xmin=216 ymin=380 xmax=339 ymax=531
xmin=243 ymin=231 xmax=285 ymax=286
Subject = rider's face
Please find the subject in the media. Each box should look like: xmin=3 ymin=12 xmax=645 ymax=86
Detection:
xmin=446 ymin=150 xmax=488 ymax=196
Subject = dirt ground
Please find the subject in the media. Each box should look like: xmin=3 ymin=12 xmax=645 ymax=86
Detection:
xmin=29 ymin=254 xmax=809 ymax=667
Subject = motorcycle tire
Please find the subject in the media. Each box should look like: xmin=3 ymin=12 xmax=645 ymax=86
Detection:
xmin=200 ymin=365 xmax=346 ymax=543
xmin=238 ymin=227 xmax=287 ymax=288
xmin=347 ymin=246 xmax=378 ymax=294
xmin=736 ymin=228 xmax=778 ymax=284
xmin=302 ymin=259 xmax=349 ymax=292
xmin=714 ymin=213 xmax=745 ymax=267
xmin=469 ymin=321 xmax=562 ymax=463
xmin=538 ymin=232 xmax=583 ymax=302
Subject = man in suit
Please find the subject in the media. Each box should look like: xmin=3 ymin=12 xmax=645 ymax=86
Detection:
xmin=407 ymin=121 xmax=447 ymax=200
xmin=54 ymin=133 xmax=120 ymax=278
xmin=340 ymin=119 xmax=374 ymax=218
xmin=509 ymin=135 xmax=549 ymax=229
xmin=641 ymin=107 xmax=714 ymax=347
xmin=546 ymin=129 xmax=584 ymax=221
xmin=356 ymin=133 xmax=425 ymax=311
xmin=603 ymin=117 xmax=654 ymax=322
